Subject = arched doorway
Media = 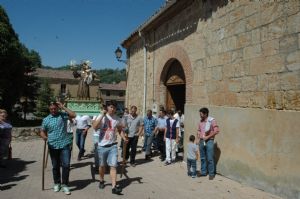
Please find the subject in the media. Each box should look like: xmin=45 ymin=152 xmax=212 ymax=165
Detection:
xmin=164 ymin=59 xmax=186 ymax=112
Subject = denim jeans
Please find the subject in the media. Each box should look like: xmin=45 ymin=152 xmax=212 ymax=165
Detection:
xmin=144 ymin=134 xmax=154 ymax=155
xmin=98 ymin=144 xmax=118 ymax=167
xmin=76 ymin=129 xmax=87 ymax=156
xmin=199 ymin=139 xmax=215 ymax=176
xmin=187 ymin=158 xmax=197 ymax=176
xmin=125 ymin=136 xmax=139 ymax=164
xmin=49 ymin=144 xmax=71 ymax=185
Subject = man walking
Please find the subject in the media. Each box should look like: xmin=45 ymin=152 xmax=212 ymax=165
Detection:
xmin=75 ymin=115 xmax=91 ymax=161
xmin=40 ymin=102 xmax=76 ymax=195
xmin=123 ymin=106 xmax=143 ymax=167
xmin=92 ymin=100 xmax=127 ymax=195
xmin=155 ymin=110 xmax=167 ymax=161
xmin=197 ymin=107 xmax=220 ymax=180
xmin=164 ymin=110 xmax=179 ymax=165
xmin=143 ymin=110 xmax=157 ymax=160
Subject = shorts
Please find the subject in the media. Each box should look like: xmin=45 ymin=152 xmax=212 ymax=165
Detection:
xmin=98 ymin=144 xmax=118 ymax=167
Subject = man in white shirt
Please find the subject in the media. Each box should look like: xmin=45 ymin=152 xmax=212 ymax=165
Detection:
xmin=75 ymin=115 xmax=91 ymax=161
xmin=92 ymin=100 xmax=127 ymax=195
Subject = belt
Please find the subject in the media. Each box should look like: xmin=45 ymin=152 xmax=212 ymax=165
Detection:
xmin=200 ymin=139 xmax=214 ymax=141
xmin=101 ymin=142 xmax=117 ymax=148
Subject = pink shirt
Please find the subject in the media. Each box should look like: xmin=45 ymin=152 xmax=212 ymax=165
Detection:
xmin=197 ymin=118 xmax=219 ymax=139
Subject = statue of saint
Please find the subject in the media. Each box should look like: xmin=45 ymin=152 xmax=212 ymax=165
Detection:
xmin=72 ymin=61 xmax=97 ymax=100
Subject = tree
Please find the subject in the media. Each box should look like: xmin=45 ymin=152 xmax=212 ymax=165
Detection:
xmin=35 ymin=79 xmax=55 ymax=118
xmin=0 ymin=6 xmax=41 ymax=115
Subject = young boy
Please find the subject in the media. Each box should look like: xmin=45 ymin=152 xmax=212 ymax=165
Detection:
xmin=187 ymin=135 xmax=198 ymax=178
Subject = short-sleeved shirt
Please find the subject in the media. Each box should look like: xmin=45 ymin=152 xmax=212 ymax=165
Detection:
xmin=41 ymin=112 xmax=71 ymax=149
xmin=187 ymin=143 xmax=198 ymax=160
xmin=75 ymin=115 xmax=91 ymax=129
xmin=143 ymin=116 xmax=157 ymax=136
xmin=95 ymin=114 xmax=121 ymax=147
xmin=125 ymin=114 xmax=143 ymax=137
xmin=197 ymin=117 xmax=219 ymax=139
xmin=156 ymin=117 xmax=167 ymax=129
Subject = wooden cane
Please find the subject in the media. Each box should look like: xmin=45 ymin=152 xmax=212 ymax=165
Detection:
xmin=120 ymin=136 xmax=128 ymax=178
xmin=42 ymin=140 xmax=47 ymax=190
xmin=44 ymin=146 xmax=49 ymax=168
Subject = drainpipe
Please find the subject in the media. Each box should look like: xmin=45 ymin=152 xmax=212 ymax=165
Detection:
xmin=139 ymin=30 xmax=147 ymax=117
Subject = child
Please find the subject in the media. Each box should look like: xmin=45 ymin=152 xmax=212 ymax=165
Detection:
xmin=187 ymin=135 xmax=198 ymax=178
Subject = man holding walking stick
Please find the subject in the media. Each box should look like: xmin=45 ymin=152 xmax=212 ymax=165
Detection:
xmin=40 ymin=102 xmax=76 ymax=195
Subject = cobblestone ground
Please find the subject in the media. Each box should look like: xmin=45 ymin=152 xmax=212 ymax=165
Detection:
xmin=0 ymin=132 xmax=281 ymax=199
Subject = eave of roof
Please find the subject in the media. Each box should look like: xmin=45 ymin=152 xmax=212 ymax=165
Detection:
xmin=121 ymin=0 xmax=178 ymax=49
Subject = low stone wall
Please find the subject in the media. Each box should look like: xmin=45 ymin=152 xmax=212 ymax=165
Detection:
xmin=12 ymin=127 xmax=41 ymax=141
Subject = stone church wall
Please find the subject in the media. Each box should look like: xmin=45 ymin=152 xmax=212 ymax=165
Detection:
xmin=125 ymin=1 xmax=300 ymax=198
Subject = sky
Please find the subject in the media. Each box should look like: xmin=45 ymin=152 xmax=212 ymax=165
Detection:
xmin=0 ymin=0 xmax=165 ymax=69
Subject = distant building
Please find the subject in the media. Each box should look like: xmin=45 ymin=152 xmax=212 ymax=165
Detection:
xmin=35 ymin=68 xmax=126 ymax=109
xmin=100 ymin=81 xmax=126 ymax=112
xmin=35 ymin=68 xmax=100 ymax=99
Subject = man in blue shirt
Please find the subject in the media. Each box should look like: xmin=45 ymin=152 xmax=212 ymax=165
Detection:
xmin=143 ymin=110 xmax=157 ymax=160
xmin=40 ymin=102 xmax=76 ymax=195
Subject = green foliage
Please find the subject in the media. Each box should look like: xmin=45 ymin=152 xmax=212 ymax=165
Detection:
xmin=96 ymin=68 xmax=126 ymax=84
xmin=34 ymin=79 xmax=55 ymax=118
xmin=0 ymin=6 xmax=41 ymax=115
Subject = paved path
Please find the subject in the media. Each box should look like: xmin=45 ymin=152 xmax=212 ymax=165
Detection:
xmin=1 ymin=133 xmax=281 ymax=199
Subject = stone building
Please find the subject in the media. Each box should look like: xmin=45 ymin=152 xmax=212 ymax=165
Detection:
xmin=35 ymin=68 xmax=126 ymax=108
xmin=100 ymin=81 xmax=126 ymax=112
xmin=121 ymin=0 xmax=300 ymax=198
xmin=35 ymin=68 xmax=100 ymax=99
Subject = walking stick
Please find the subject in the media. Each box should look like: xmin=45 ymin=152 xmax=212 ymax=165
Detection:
xmin=42 ymin=139 xmax=47 ymax=190
xmin=44 ymin=146 xmax=49 ymax=168
xmin=120 ymin=135 xmax=128 ymax=178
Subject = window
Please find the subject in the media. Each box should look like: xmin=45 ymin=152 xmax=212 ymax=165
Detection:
xmin=119 ymin=91 xmax=124 ymax=97
xmin=106 ymin=91 xmax=110 ymax=96
xmin=61 ymin=84 xmax=66 ymax=94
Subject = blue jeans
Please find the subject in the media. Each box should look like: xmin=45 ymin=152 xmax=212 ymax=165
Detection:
xmin=187 ymin=158 xmax=197 ymax=176
xmin=98 ymin=144 xmax=118 ymax=167
xmin=76 ymin=129 xmax=87 ymax=156
xmin=199 ymin=139 xmax=215 ymax=176
xmin=144 ymin=134 xmax=154 ymax=155
xmin=49 ymin=144 xmax=71 ymax=185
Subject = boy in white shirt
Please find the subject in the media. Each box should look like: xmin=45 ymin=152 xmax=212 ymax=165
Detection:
xmin=92 ymin=100 xmax=127 ymax=195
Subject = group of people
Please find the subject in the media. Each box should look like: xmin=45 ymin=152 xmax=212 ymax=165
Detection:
xmin=37 ymin=101 xmax=219 ymax=195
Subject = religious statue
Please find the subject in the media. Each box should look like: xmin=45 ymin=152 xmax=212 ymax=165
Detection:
xmin=72 ymin=61 xmax=97 ymax=100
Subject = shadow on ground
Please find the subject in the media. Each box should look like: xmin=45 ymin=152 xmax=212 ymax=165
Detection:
xmin=0 ymin=158 xmax=35 ymax=191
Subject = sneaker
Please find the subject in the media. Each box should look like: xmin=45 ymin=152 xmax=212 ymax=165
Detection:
xmin=209 ymin=175 xmax=215 ymax=180
xmin=164 ymin=161 xmax=171 ymax=166
xmin=53 ymin=184 xmax=61 ymax=192
xmin=112 ymin=186 xmax=122 ymax=195
xmin=99 ymin=181 xmax=105 ymax=189
xmin=192 ymin=175 xmax=196 ymax=178
xmin=61 ymin=185 xmax=71 ymax=195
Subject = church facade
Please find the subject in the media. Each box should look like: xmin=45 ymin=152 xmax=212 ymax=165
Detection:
xmin=121 ymin=1 xmax=300 ymax=198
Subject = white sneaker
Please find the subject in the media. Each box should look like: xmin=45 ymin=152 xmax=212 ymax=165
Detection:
xmin=62 ymin=184 xmax=71 ymax=195
xmin=53 ymin=184 xmax=61 ymax=192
